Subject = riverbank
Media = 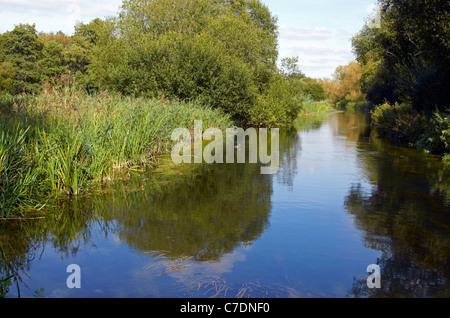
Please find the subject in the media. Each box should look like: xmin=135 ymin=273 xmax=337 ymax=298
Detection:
xmin=298 ymin=99 xmax=335 ymax=117
xmin=0 ymin=85 xmax=233 ymax=218
xmin=371 ymin=102 xmax=450 ymax=165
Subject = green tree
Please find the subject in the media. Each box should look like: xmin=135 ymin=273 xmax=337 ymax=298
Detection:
xmin=352 ymin=0 xmax=450 ymax=111
xmin=301 ymin=77 xmax=326 ymax=101
xmin=0 ymin=24 xmax=44 ymax=93
xmin=280 ymin=56 xmax=305 ymax=79
xmin=0 ymin=61 xmax=16 ymax=94
xmin=87 ymin=0 xmax=292 ymax=125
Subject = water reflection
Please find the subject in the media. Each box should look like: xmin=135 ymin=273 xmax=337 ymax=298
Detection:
xmin=93 ymin=163 xmax=273 ymax=261
xmin=2 ymin=111 xmax=450 ymax=298
xmin=341 ymin=112 xmax=450 ymax=297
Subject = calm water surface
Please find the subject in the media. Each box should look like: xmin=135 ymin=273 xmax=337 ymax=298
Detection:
xmin=2 ymin=111 xmax=450 ymax=298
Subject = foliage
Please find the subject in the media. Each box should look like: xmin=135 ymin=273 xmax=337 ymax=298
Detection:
xmin=0 ymin=118 xmax=40 ymax=217
xmin=352 ymin=0 xmax=450 ymax=163
xmin=299 ymin=98 xmax=334 ymax=117
xmin=0 ymin=24 xmax=44 ymax=94
xmin=280 ymin=56 xmax=305 ymax=79
xmin=300 ymin=77 xmax=326 ymax=102
xmin=416 ymin=111 xmax=450 ymax=156
xmin=371 ymin=102 xmax=426 ymax=144
xmin=0 ymin=61 xmax=16 ymax=94
xmin=321 ymin=61 xmax=365 ymax=106
xmin=85 ymin=0 xmax=302 ymax=125
xmin=248 ymin=74 xmax=305 ymax=126
xmin=0 ymin=24 xmax=96 ymax=94
xmin=372 ymin=102 xmax=450 ymax=157
xmin=0 ymin=85 xmax=233 ymax=218
xmin=0 ymin=1 xmax=314 ymax=126
xmin=352 ymin=0 xmax=450 ymax=111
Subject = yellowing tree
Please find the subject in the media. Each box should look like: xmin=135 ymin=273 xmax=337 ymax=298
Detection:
xmin=322 ymin=61 xmax=365 ymax=105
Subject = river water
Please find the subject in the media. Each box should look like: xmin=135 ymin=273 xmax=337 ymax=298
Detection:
xmin=2 ymin=110 xmax=450 ymax=298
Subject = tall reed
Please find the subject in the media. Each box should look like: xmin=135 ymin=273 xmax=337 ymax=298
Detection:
xmin=0 ymin=85 xmax=233 ymax=217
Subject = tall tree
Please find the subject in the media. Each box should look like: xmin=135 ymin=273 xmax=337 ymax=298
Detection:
xmin=88 ymin=0 xmax=285 ymax=124
xmin=0 ymin=24 xmax=44 ymax=93
xmin=352 ymin=0 xmax=450 ymax=111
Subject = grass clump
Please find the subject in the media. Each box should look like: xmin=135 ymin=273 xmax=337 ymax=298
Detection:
xmin=298 ymin=95 xmax=334 ymax=117
xmin=0 ymin=84 xmax=233 ymax=218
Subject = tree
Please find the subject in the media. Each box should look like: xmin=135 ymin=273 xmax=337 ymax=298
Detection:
xmin=352 ymin=0 xmax=450 ymax=111
xmin=87 ymin=0 xmax=290 ymax=125
xmin=301 ymin=77 xmax=326 ymax=101
xmin=322 ymin=61 xmax=365 ymax=105
xmin=0 ymin=61 xmax=16 ymax=94
xmin=280 ymin=56 xmax=305 ymax=79
xmin=0 ymin=24 xmax=44 ymax=93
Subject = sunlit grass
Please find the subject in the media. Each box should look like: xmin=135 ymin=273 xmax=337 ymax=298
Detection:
xmin=0 ymin=85 xmax=233 ymax=218
xmin=299 ymin=96 xmax=334 ymax=117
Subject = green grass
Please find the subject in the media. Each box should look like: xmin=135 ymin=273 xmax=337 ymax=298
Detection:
xmin=299 ymin=96 xmax=334 ymax=117
xmin=0 ymin=85 xmax=233 ymax=218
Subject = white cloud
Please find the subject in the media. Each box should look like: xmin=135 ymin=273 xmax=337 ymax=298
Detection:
xmin=0 ymin=0 xmax=121 ymax=15
xmin=279 ymin=25 xmax=332 ymax=41
xmin=0 ymin=0 xmax=122 ymax=34
xmin=278 ymin=44 xmax=355 ymax=79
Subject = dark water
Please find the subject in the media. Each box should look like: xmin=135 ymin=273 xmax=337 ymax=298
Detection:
xmin=2 ymin=111 xmax=450 ymax=298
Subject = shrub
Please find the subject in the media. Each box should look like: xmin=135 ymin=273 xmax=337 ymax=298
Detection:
xmin=372 ymin=102 xmax=450 ymax=159
xmin=417 ymin=111 xmax=450 ymax=155
xmin=247 ymin=75 xmax=304 ymax=126
xmin=88 ymin=0 xmax=284 ymax=125
xmin=371 ymin=102 xmax=427 ymax=144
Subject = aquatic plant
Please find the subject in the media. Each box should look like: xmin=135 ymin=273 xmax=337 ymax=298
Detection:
xmin=0 ymin=84 xmax=233 ymax=218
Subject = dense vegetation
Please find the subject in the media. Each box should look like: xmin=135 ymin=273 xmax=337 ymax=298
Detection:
xmin=0 ymin=0 xmax=327 ymax=128
xmin=0 ymin=86 xmax=233 ymax=218
xmin=320 ymin=61 xmax=366 ymax=108
xmin=0 ymin=0 xmax=331 ymax=218
xmin=351 ymin=0 xmax=450 ymax=161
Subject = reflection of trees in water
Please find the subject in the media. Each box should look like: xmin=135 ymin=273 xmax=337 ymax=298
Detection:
xmin=1 ymin=114 xmax=332 ymax=296
xmin=332 ymin=111 xmax=372 ymax=143
xmin=95 ymin=163 xmax=273 ymax=261
xmin=276 ymin=125 xmax=301 ymax=190
xmin=275 ymin=114 xmax=336 ymax=190
xmin=0 ymin=201 xmax=102 ymax=296
xmin=350 ymin=251 xmax=449 ymax=298
xmin=0 ymin=161 xmax=273 ymax=294
xmin=343 ymin=115 xmax=450 ymax=297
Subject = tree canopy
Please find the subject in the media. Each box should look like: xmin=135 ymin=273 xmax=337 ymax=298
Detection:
xmin=0 ymin=0 xmax=329 ymax=126
xmin=352 ymin=0 xmax=450 ymax=111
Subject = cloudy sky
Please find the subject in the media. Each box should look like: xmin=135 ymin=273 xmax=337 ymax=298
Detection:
xmin=0 ymin=0 xmax=378 ymax=79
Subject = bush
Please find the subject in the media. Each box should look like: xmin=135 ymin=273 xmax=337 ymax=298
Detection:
xmin=372 ymin=102 xmax=450 ymax=159
xmin=416 ymin=111 xmax=450 ymax=155
xmin=371 ymin=102 xmax=427 ymax=144
xmin=300 ymin=78 xmax=326 ymax=101
xmin=88 ymin=0 xmax=286 ymax=126
xmin=247 ymin=75 xmax=304 ymax=126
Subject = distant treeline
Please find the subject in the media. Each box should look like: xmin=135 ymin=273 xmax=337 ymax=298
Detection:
xmin=0 ymin=0 xmax=329 ymax=127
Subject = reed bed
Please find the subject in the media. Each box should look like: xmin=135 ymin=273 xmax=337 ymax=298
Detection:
xmin=298 ymin=96 xmax=334 ymax=117
xmin=0 ymin=85 xmax=233 ymax=218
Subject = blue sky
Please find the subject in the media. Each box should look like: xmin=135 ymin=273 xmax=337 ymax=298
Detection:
xmin=0 ymin=0 xmax=378 ymax=78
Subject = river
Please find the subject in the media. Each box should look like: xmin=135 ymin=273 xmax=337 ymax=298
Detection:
xmin=1 ymin=110 xmax=449 ymax=298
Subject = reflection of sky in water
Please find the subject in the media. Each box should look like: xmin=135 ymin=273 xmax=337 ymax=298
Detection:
xmin=6 ymin=112 xmax=450 ymax=298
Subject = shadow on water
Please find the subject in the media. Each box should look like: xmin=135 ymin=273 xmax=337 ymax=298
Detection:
xmin=339 ymin=112 xmax=450 ymax=297
xmin=1 ymin=123 xmax=305 ymax=297
xmin=2 ymin=110 xmax=450 ymax=298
